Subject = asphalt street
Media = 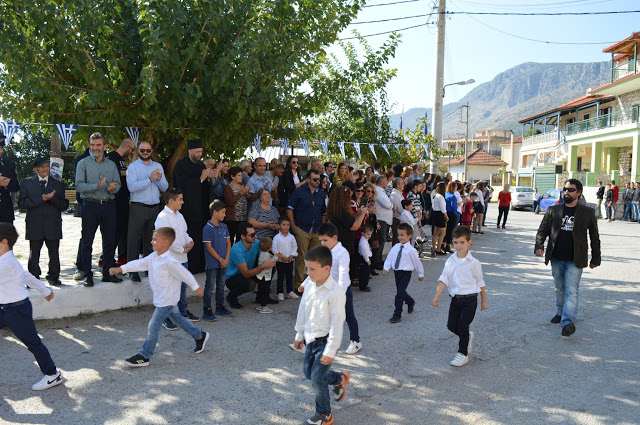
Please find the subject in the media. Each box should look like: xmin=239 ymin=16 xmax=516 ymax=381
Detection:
xmin=1 ymin=210 xmax=639 ymax=425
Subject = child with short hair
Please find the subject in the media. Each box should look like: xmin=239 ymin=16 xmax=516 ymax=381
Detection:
xmin=432 ymin=225 xmax=488 ymax=367
xmin=471 ymin=192 xmax=485 ymax=234
xmin=400 ymin=198 xmax=420 ymax=245
xmin=0 ymin=223 xmax=63 ymax=391
xmin=256 ymin=236 xmax=277 ymax=314
xmin=111 ymin=227 xmax=209 ymax=367
xmin=294 ymin=245 xmax=349 ymax=425
xmin=384 ymin=223 xmax=424 ymax=323
xmin=273 ymin=216 xmax=298 ymax=301
xmin=202 ymin=199 xmax=233 ymax=322
xmin=461 ymin=192 xmax=476 ymax=227
xmin=358 ymin=223 xmax=374 ymax=292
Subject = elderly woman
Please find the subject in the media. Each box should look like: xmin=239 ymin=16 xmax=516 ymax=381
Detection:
xmin=248 ymin=187 xmax=281 ymax=239
xmin=223 ymin=166 xmax=250 ymax=244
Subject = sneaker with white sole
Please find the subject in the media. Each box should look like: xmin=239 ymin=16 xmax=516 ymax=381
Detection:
xmin=31 ymin=370 xmax=64 ymax=390
xmin=288 ymin=342 xmax=305 ymax=353
xmin=194 ymin=331 xmax=209 ymax=353
xmin=256 ymin=306 xmax=273 ymax=314
xmin=304 ymin=412 xmax=334 ymax=425
xmin=450 ymin=352 xmax=468 ymax=367
xmin=344 ymin=340 xmax=362 ymax=355
xmin=72 ymin=270 xmax=84 ymax=281
xmin=467 ymin=331 xmax=474 ymax=355
xmin=286 ymin=291 xmax=300 ymax=299
xmin=125 ymin=354 xmax=150 ymax=367
xmin=277 ymin=293 xmax=285 ymax=301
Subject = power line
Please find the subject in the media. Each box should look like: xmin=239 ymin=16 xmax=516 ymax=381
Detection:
xmin=363 ymin=0 xmax=422 ymax=7
xmin=340 ymin=22 xmax=431 ymax=40
xmin=458 ymin=0 xmax=612 ymax=7
xmin=351 ymin=13 xmax=429 ymax=25
xmin=445 ymin=9 xmax=640 ymax=16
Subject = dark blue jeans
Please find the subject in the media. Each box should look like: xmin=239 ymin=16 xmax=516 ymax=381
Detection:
xmin=177 ymin=262 xmax=189 ymax=316
xmin=393 ymin=270 xmax=414 ymax=318
xmin=447 ymin=295 xmax=478 ymax=356
xmin=204 ymin=267 xmax=227 ymax=310
xmin=303 ymin=336 xmax=342 ymax=416
xmin=345 ymin=287 xmax=359 ymax=343
xmin=0 ymin=299 xmax=57 ymax=375
xmin=81 ymin=201 xmax=116 ymax=277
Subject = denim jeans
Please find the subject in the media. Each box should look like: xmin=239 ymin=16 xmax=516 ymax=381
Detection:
xmin=0 ymin=299 xmax=57 ymax=375
xmin=345 ymin=287 xmax=359 ymax=343
xmin=204 ymin=267 xmax=227 ymax=311
xmin=303 ymin=336 xmax=342 ymax=415
xmin=140 ymin=305 xmax=203 ymax=358
xmin=393 ymin=270 xmax=414 ymax=318
xmin=634 ymin=202 xmax=640 ymax=221
xmin=177 ymin=262 xmax=190 ymax=316
xmin=623 ymin=200 xmax=633 ymax=219
xmin=551 ymin=259 xmax=583 ymax=327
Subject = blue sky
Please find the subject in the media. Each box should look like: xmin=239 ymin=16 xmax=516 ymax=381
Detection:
xmin=332 ymin=0 xmax=640 ymax=114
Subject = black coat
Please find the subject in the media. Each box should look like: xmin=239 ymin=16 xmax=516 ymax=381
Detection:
xmin=18 ymin=175 xmax=69 ymax=240
xmin=278 ymin=169 xmax=301 ymax=209
xmin=173 ymin=157 xmax=210 ymax=223
xmin=0 ymin=157 xmax=19 ymax=222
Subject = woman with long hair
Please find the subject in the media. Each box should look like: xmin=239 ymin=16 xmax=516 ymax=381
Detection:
xmin=223 ymin=166 xmax=250 ymax=244
xmin=431 ymin=181 xmax=448 ymax=256
xmin=211 ymin=158 xmax=230 ymax=201
xmin=497 ymin=184 xmax=512 ymax=229
xmin=443 ymin=181 xmax=460 ymax=253
xmin=278 ymin=155 xmax=305 ymax=212
xmin=332 ymin=162 xmax=349 ymax=187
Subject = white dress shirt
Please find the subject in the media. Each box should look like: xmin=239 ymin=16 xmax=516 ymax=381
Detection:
xmin=455 ymin=191 xmax=463 ymax=214
xmin=294 ymin=275 xmax=346 ymax=358
xmin=390 ymin=189 xmax=404 ymax=220
xmin=475 ymin=189 xmax=485 ymax=207
xmin=154 ymin=206 xmax=193 ymax=263
xmin=433 ymin=193 xmax=446 ymax=212
xmin=121 ymin=251 xmax=200 ymax=307
xmin=358 ymin=237 xmax=372 ymax=263
xmin=272 ymin=232 xmax=298 ymax=260
xmin=400 ymin=209 xmax=418 ymax=226
xmin=0 ymin=251 xmax=51 ymax=304
xmin=299 ymin=242 xmax=350 ymax=293
xmin=383 ymin=241 xmax=424 ymax=278
xmin=438 ymin=251 xmax=485 ymax=296
xmin=375 ymin=185 xmax=393 ymax=225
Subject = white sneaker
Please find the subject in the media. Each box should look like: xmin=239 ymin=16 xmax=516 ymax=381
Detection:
xmin=345 ymin=340 xmax=362 ymax=355
xmin=277 ymin=293 xmax=285 ymax=301
xmin=256 ymin=306 xmax=273 ymax=314
xmin=288 ymin=342 xmax=305 ymax=353
xmin=450 ymin=353 xmax=468 ymax=367
xmin=467 ymin=331 xmax=474 ymax=355
xmin=72 ymin=270 xmax=84 ymax=281
xmin=286 ymin=291 xmax=300 ymax=299
xmin=32 ymin=370 xmax=64 ymax=391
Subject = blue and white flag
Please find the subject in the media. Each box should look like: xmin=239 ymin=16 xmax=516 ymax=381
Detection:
xmin=394 ymin=143 xmax=401 ymax=154
xmin=368 ymin=143 xmax=377 ymax=159
xmin=421 ymin=143 xmax=429 ymax=156
xmin=423 ymin=110 xmax=428 ymax=135
xmin=279 ymin=138 xmax=288 ymax=154
xmin=300 ymin=138 xmax=310 ymax=157
xmin=382 ymin=143 xmax=390 ymax=156
xmin=0 ymin=121 xmax=21 ymax=143
xmin=319 ymin=140 xmax=329 ymax=158
xmin=353 ymin=143 xmax=361 ymax=159
xmin=253 ymin=134 xmax=262 ymax=154
xmin=337 ymin=141 xmax=346 ymax=159
xmin=55 ymin=124 xmax=78 ymax=149
xmin=125 ymin=127 xmax=141 ymax=146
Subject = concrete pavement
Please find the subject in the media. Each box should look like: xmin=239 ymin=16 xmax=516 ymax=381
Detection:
xmin=1 ymin=210 xmax=639 ymax=424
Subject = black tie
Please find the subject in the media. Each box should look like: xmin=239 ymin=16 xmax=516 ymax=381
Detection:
xmin=40 ymin=180 xmax=46 ymax=194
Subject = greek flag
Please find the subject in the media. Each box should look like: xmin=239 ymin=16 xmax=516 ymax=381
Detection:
xmin=300 ymin=138 xmax=310 ymax=157
xmin=0 ymin=121 xmax=21 ymax=143
xmin=253 ymin=134 xmax=262 ymax=154
xmin=368 ymin=143 xmax=377 ymax=159
xmin=125 ymin=127 xmax=141 ymax=146
xmin=319 ymin=140 xmax=329 ymax=157
xmin=421 ymin=143 xmax=429 ymax=156
xmin=337 ymin=142 xmax=345 ymax=159
xmin=55 ymin=124 xmax=78 ymax=149
xmin=279 ymin=138 xmax=288 ymax=154
xmin=382 ymin=143 xmax=390 ymax=156
xmin=353 ymin=143 xmax=361 ymax=159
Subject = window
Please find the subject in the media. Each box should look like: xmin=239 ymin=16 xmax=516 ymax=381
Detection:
xmin=583 ymin=113 xmax=590 ymax=120
xmin=577 ymin=157 xmax=583 ymax=171
xmin=633 ymin=105 xmax=639 ymax=123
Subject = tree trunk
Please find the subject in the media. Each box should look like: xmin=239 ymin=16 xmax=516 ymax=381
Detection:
xmin=166 ymin=141 xmax=188 ymax=185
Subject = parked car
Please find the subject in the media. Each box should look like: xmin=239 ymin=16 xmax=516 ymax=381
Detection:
xmin=536 ymin=189 xmax=587 ymax=214
xmin=509 ymin=186 xmax=535 ymax=210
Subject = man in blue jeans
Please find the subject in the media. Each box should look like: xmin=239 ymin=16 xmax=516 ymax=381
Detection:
xmin=535 ymin=179 xmax=601 ymax=337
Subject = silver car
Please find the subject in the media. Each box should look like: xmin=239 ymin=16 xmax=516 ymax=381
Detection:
xmin=509 ymin=186 xmax=535 ymax=210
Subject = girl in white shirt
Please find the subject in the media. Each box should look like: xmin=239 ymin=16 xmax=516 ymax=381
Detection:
xmin=431 ymin=181 xmax=448 ymax=256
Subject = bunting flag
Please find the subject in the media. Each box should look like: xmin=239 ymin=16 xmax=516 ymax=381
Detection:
xmin=125 ymin=127 xmax=141 ymax=146
xmin=319 ymin=140 xmax=329 ymax=157
xmin=423 ymin=110 xmax=428 ymax=135
xmin=394 ymin=143 xmax=401 ymax=154
xmin=337 ymin=141 xmax=346 ymax=159
xmin=300 ymin=138 xmax=310 ymax=157
xmin=406 ymin=144 xmax=411 ymax=152
xmin=368 ymin=143 xmax=377 ymax=159
xmin=353 ymin=143 xmax=361 ymax=159
xmin=382 ymin=143 xmax=390 ymax=156
xmin=55 ymin=124 xmax=78 ymax=149
xmin=279 ymin=138 xmax=288 ymax=154
xmin=421 ymin=143 xmax=429 ymax=156
xmin=253 ymin=134 xmax=262 ymax=154
xmin=0 ymin=121 xmax=21 ymax=143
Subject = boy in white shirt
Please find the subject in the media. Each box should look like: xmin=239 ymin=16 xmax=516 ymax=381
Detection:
xmin=256 ymin=237 xmax=277 ymax=314
xmin=272 ymin=216 xmax=298 ymax=301
xmin=293 ymin=245 xmax=349 ymax=425
xmin=432 ymin=225 xmax=488 ymax=367
xmin=110 ymin=227 xmax=208 ymax=367
xmin=384 ymin=223 xmax=424 ymax=323
xmin=0 ymin=223 xmax=63 ymax=391
xmin=357 ymin=223 xmax=374 ymax=292
xmin=400 ymin=199 xmax=420 ymax=245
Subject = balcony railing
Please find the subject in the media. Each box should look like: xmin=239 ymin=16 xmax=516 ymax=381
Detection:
xmin=565 ymin=110 xmax=632 ymax=136
xmin=522 ymin=131 xmax=559 ymax=147
xmin=612 ymin=60 xmax=639 ymax=81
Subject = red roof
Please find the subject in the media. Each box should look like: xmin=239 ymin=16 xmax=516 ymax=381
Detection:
xmin=500 ymin=136 xmax=522 ymax=145
xmin=518 ymin=94 xmax=615 ymax=123
xmin=589 ymin=71 xmax=640 ymax=94
xmin=447 ymin=149 xmax=507 ymax=166
xmin=603 ymin=32 xmax=640 ymax=54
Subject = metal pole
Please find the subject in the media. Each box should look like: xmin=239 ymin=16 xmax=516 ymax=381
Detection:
xmin=430 ymin=0 xmax=446 ymax=173
xmin=463 ymin=102 xmax=469 ymax=182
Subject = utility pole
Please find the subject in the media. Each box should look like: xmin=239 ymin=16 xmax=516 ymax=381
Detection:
xmin=461 ymin=102 xmax=470 ymax=181
xmin=430 ymin=0 xmax=446 ymax=173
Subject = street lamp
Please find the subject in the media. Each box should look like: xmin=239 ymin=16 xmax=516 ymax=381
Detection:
xmin=443 ymin=79 xmax=475 ymax=98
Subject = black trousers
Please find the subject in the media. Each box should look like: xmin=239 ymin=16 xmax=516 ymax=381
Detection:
xmin=114 ymin=196 xmax=129 ymax=259
xmin=447 ymin=295 xmax=478 ymax=356
xmin=257 ymin=277 xmax=272 ymax=306
xmin=276 ymin=261 xmax=294 ymax=294
xmin=444 ymin=212 xmax=457 ymax=244
xmin=226 ymin=273 xmax=255 ymax=304
xmin=28 ymin=239 xmax=60 ymax=280
xmin=81 ymin=201 xmax=116 ymax=277
xmin=127 ymin=203 xmax=160 ymax=263
xmin=186 ymin=219 xmax=206 ymax=274
xmin=391 ymin=217 xmax=400 ymax=246
xmin=373 ymin=221 xmax=389 ymax=269
xmin=358 ymin=257 xmax=370 ymax=290
xmin=497 ymin=206 xmax=509 ymax=226
xmin=224 ymin=220 xmax=244 ymax=245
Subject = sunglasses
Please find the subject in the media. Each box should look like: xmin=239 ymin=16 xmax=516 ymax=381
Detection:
xmin=139 ymin=149 xmax=152 ymax=153
xmin=311 ymin=178 xmax=320 ymax=182
xmin=246 ymin=232 xmax=256 ymax=238
xmin=291 ymin=161 xmax=298 ymax=164
xmin=563 ymin=187 xmax=577 ymax=192
xmin=355 ymin=189 xmax=364 ymax=192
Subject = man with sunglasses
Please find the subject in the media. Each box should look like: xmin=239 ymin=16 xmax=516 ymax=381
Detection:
xmin=126 ymin=141 xmax=168 ymax=282
xmin=107 ymin=138 xmax=136 ymax=266
xmin=224 ymin=223 xmax=277 ymax=309
xmin=535 ymin=179 xmax=600 ymax=337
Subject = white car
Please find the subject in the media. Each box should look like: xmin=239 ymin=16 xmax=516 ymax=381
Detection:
xmin=509 ymin=186 xmax=535 ymax=210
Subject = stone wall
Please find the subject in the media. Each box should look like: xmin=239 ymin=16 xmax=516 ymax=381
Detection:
xmin=618 ymin=146 xmax=632 ymax=186
xmin=616 ymin=90 xmax=640 ymax=120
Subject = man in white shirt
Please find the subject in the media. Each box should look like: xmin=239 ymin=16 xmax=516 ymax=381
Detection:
xmin=374 ymin=175 xmax=393 ymax=270
xmin=390 ymin=177 xmax=405 ymax=246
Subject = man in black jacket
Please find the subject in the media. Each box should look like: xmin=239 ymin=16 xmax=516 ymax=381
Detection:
xmin=0 ymin=136 xmax=19 ymax=223
xmin=595 ymin=181 xmax=604 ymax=219
xmin=535 ymin=178 xmax=600 ymax=337
xmin=18 ymin=158 xmax=69 ymax=286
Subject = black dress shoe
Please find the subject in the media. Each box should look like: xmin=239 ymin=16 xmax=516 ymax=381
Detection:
xmin=370 ymin=269 xmax=379 ymax=276
xmin=47 ymin=279 xmax=62 ymax=287
xmin=129 ymin=272 xmax=141 ymax=282
xmin=561 ymin=323 xmax=576 ymax=337
xmin=266 ymin=298 xmax=279 ymax=304
xmin=102 ymin=275 xmax=123 ymax=283
xmin=389 ymin=315 xmax=401 ymax=323
xmin=408 ymin=301 xmax=415 ymax=314
xmin=359 ymin=287 xmax=372 ymax=292
xmin=550 ymin=314 xmax=562 ymax=324
xmin=84 ymin=277 xmax=94 ymax=287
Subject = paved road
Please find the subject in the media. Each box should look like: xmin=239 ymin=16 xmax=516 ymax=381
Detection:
xmin=1 ymin=210 xmax=639 ymax=425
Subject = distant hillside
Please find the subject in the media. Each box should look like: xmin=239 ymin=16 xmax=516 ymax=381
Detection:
xmin=390 ymin=61 xmax=610 ymax=138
